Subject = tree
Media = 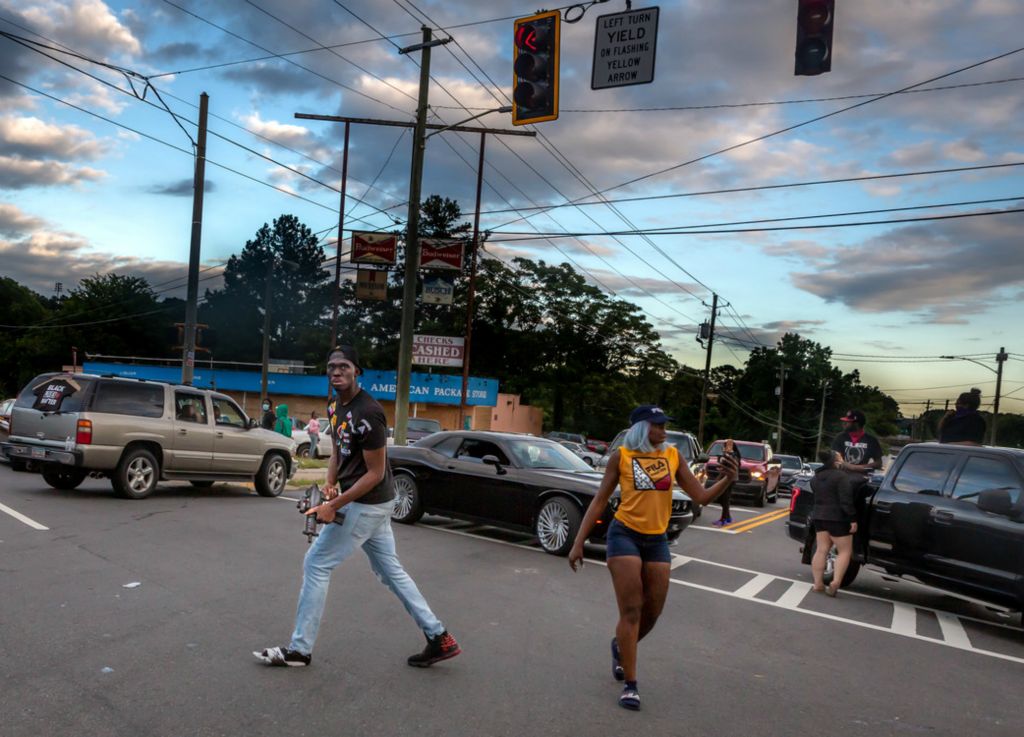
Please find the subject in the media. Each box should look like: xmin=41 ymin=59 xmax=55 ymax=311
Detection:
xmin=0 ymin=278 xmax=50 ymax=395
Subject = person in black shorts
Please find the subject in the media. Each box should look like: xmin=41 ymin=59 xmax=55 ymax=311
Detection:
xmin=809 ymin=450 xmax=858 ymax=596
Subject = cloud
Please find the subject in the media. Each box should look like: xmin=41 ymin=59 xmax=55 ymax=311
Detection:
xmin=0 ymin=155 xmax=105 ymax=188
xmin=0 ymin=115 xmax=106 ymax=159
xmin=0 ymin=202 xmax=46 ymax=237
xmin=17 ymin=0 xmax=141 ymax=58
xmin=148 ymin=178 xmax=216 ymax=196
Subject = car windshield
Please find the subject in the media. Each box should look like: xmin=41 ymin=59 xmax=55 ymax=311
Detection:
xmin=708 ymin=441 xmax=766 ymax=461
xmin=777 ymin=455 xmax=803 ymax=470
xmin=507 ymin=438 xmax=593 ymax=471
xmin=408 ymin=418 xmax=441 ymax=433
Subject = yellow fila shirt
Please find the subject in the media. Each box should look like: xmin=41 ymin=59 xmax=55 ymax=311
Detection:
xmin=614 ymin=445 xmax=680 ymax=535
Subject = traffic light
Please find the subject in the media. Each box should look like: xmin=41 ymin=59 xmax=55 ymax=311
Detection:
xmin=794 ymin=0 xmax=834 ymax=76
xmin=512 ymin=10 xmax=560 ymax=125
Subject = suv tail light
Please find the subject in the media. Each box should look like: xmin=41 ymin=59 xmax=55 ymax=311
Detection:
xmin=76 ymin=419 xmax=93 ymax=445
xmin=790 ymin=486 xmax=800 ymax=512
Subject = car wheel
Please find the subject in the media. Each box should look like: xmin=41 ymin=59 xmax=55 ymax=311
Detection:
xmin=295 ymin=443 xmax=310 ymax=458
xmin=808 ymin=538 xmax=861 ymax=588
xmin=582 ymin=456 xmax=594 ymax=467
xmin=392 ymin=473 xmax=423 ymax=524
xmin=536 ymin=496 xmax=581 ymax=556
xmin=112 ymin=448 xmax=159 ymax=499
xmin=255 ymin=453 xmax=287 ymax=497
xmin=42 ymin=467 xmax=87 ymax=490
xmin=190 ymin=480 xmax=215 ymax=488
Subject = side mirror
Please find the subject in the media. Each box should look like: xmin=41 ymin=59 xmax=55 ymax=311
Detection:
xmin=976 ymin=488 xmax=1015 ymax=517
xmin=248 ymin=418 xmax=258 ymax=429
xmin=482 ymin=454 xmax=507 ymax=475
xmin=697 ymin=453 xmax=709 ymax=464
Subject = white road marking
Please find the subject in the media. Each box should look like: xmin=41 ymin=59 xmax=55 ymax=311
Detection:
xmin=937 ymin=611 xmax=972 ymax=648
xmin=0 ymin=501 xmax=48 ymax=531
xmin=891 ymin=602 xmax=918 ymax=636
xmin=776 ymin=581 xmax=813 ymax=609
xmin=670 ymin=555 xmax=692 ymax=569
xmin=733 ymin=573 xmax=775 ymax=599
xmin=688 ymin=525 xmax=739 ymax=535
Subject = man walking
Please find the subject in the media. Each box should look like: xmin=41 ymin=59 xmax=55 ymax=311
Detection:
xmin=254 ymin=345 xmax=460 ymax=668
xmin=831 ymin=409 xmax=883 ymax=475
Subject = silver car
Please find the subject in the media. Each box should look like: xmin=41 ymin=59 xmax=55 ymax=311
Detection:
xmin=3 ymin=372 xmax=296 ymax=499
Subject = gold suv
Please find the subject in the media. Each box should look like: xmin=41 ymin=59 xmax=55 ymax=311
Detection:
xmin=3 ymin=372 xmax=296 ymax=499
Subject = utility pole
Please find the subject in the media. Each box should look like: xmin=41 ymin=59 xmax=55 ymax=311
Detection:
xmin=182 ymin=92 xmax=209 ymax=385
xmin=776 ymin=364 xmax=787 ymax=452
xmin=459 ymin=131 xmax=486 ymax=430
xmin=329 ymin=122 xmax=351 ymax=346
xmin=697 ymin=293 xmax=718 ymax=447
xmin=924 ymin=398 xmax=932 ymax=439
xmin=815 ymin=379 xmax=829 ymax=457
xmin=992 ymin=346 xmax=1008 ymax=445
xmin=260 ymin=260 xmax=274 ymax=405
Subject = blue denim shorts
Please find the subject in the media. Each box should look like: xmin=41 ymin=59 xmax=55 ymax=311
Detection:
xmin=605 ymin=518 xmax=671 ymax=563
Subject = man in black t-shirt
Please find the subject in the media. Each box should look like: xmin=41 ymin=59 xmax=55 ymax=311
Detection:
xmin=255 ymin=345 xmax=460 ymax=669
xmin=831 ymin=409 xmax=883 ymax=475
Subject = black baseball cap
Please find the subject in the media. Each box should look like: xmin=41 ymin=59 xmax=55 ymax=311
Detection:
xmin=328 ymin=345 xmax=362 ymax=374
xmin=629 ymin=405 xmax=674 ymax=425
xmin=839 ymin=409 xmax=866 ymax=425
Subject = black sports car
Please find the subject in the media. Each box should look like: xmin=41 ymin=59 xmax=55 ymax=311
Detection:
xmin=388 ymin=431 xmax=695 ymax=556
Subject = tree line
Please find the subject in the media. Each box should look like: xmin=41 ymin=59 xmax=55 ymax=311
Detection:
xmin=2 ymin=197 xmax=1019 ymax=454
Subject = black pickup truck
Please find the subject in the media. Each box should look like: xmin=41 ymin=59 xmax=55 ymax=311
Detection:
xmin=788 ymin=443 xmax=1024 ymax=611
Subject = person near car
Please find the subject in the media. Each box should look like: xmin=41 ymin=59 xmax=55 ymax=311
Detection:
xmin=567 ymin=405 xmax=738 ymax=711
xmin=306 ymin=410 xmax=321 ymax=459
xmin=260 ymin=399 xmax=275 ymax=430
xmin=809 ymin=450 xmax=859 ymax=597
xmin=938 ymin=388 xmax=986 ymax=445
xmin=831 ymin=409 xmax=882 ymax=475
xmin=712 ymin=469 xmax=734 ymax=528
xmin=273 ymin=403 xmax=292 ymax=438
xmin=255 ymin=345 xmax=460 ymax=668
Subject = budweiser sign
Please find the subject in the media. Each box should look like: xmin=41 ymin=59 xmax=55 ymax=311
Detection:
xmin=420 ymin=238 xmax=464 ymax=270
xmin=351 ymin=231 xmax=397 ymax=265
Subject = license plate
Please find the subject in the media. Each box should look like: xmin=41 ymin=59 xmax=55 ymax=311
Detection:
xmin=31 ymin=447 xmax=46 ymax=459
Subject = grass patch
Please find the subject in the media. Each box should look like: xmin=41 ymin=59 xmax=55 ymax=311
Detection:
xmin=297 ymin=458 xmax=330 ymax=470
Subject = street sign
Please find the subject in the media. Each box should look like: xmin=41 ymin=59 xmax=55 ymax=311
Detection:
xmin=356 ymin=268 xmax=388 ymax=300
xmin=420 ymin=238 xmax=464 ymax=270
xmin=591 ymin=6 xmax=659 ymax=90
xmin=413 ymin=335 xmax=464 ymax=367
xmin=351 ymin=231 xmax=397 ymax=265
xmin=422 ymin=275 xmax=454 ymax=305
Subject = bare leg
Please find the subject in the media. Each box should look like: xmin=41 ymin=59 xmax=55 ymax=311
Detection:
xmin=811 ymin=530 xmax=834 ymax=591
xmin=607 ymin=555 xmax=644 ymax=683
xmin=638 ymin=561 xmax=671 ymax=641
xmin=831 ymin=534 xmax=854 ymax=592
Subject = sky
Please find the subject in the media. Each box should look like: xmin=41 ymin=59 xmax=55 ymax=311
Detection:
xmin=1 ymin=0 xmax=1023 ymax=417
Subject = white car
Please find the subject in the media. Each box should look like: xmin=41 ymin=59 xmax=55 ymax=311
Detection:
xmin=291 ymin=418 xmax=333 ymax=458
xmin=557 ymin=440 xmax=602 ymax=467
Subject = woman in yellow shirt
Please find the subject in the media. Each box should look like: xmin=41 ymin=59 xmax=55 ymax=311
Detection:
xmin=569 ymin=405 xmax=738 ymax=711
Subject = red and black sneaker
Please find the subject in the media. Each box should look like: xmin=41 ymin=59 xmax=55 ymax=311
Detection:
xmin=407 ymin=630 xmax=461 ymax=667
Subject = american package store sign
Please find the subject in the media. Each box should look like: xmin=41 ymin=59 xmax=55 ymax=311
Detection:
xmin=351 ymin=231 xmax=397 ymax=265
xmin=412 ymin=335 xmax=464 ymax=367
xmin=356 ymin=268 xmax=388 ymax=300
xmin=420 ymin=238 xmax=464 ymax=270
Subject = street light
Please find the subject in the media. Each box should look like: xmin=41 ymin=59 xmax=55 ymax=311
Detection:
xmin=939 ymin=348 xmax=1009 ymax=445
xmin=260 ymin=257 xmax=300 ymax=404
xmin=424 ymin=106 xmax=512 ymax=140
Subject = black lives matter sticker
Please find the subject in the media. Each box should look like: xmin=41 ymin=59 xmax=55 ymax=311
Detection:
xmin=32 ymin=377 xmax=80 ymax=412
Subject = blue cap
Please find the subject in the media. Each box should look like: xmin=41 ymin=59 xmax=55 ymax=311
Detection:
xmin=629 ymin=405 xmax=674 ymax=425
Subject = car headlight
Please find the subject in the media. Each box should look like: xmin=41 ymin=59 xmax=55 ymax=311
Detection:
xmin=750 ymin=470 xmax=764 ymax=479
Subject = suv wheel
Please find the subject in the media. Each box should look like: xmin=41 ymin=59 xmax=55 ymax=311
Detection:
xmin=112 ymin=448 xmax=160 ymax=499
xmin=42 ymin=467 xmax=87 ymax=490
xmin=392 ymin=473 xmax=423 ymax=524
xmin=536 ymin=497 xmax=581 ymax=556
xmin=255 ymin=453 xmax=287 ymax=497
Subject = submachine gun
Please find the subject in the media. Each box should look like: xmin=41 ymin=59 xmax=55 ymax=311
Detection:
xmin=297 ymin=483 xmax=324 ymax=543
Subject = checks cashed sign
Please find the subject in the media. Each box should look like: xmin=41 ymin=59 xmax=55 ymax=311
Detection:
xmin=412 ymin=335 xmax=464 ymax=367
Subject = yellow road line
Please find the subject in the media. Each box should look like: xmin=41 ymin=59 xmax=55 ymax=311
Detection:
xmin=720 ymin=508 xmax=780 ymax=530
xmin=726 ymin=508 xmax=789 ymax=533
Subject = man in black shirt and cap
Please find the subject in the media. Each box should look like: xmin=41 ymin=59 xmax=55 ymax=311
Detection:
xmin=831 ymin=409 xmax=883 ymax=475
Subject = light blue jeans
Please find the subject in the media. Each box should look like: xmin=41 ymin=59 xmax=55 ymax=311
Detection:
xmin=289 ymin=500 xmax=444 ymax=655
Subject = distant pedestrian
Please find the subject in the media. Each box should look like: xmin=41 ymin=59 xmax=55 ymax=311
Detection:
xmin=260 ymin=399 xmax=275 ymax=430
xmin=810 ymin=450 xmax=858 ymax=597
xmin=568 ymin=405 xmax=738 ymax=711
xmin=273 ymin=403 xmax=292 ymax=438
xmin=938 ymin=389 xmax=986 ymax=445
xmin=831 ymin=409 xmax=882 ymax=476
xmin=306 ymin=411 xmax=321 ymax=458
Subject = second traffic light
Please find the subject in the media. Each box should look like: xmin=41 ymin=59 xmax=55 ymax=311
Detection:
xmin=794 ymin=0 xmax=834 ymax=76
xmin=512 ymin=10 xmax=560 ymax=125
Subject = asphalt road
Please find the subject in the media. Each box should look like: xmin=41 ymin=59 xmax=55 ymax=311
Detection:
xmin=1 ymin=464 xmax=1021 ymax=737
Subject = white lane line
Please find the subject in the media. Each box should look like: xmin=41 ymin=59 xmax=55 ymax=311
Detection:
xmin=733 ymin=573 xmax=775 ymax=599
xmin=670 ymin=555 xmax=692 ymax=569
xmin=937 ymin=611 xmax=972 ymax=648
xmin=0 ymin=501 xmax=48 ymax=531
xmin=776 ymin=581 xmax=813 ymax=609
xmin=688 ymin=525 xmax=739 ymax=535
xmin=891 ymin=602 xmax=917 ymax=637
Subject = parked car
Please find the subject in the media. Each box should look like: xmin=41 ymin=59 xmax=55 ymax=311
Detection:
xmin=702 ymin=439 xmax=781 ymax=506
xmin=596 ymin=429 xmax=702 ymax=473
xmin=545 ymin=430 xmax=588 ymax=446
xmin=291 ymin=417 xmax=332 ymax=458
xmin=388 ymin=431 xmax=695 ymax=556
xmin=0 ymin=397 xmax=14 ymax=460
xmin=407 ymin=417 xmax=442 ymax=443
xmin=788 ymin=443 xmax=1024 ymax=609
xmin=585 ymin=439 xmax=609 ymax=455
xmin=775 ymin=454 xmax=805 ymax=497
xmin=2 ymin=372 xmax=296 ymax=499
xmin=556 ymin=440 xmax=602 ymax=467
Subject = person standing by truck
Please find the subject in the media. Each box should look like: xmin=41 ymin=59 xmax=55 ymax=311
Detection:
xmin=809 ymin=450 xmax=858 ymax=597
xmin=831 ymin=409 xmax=882 ymax=475
xmin=938 ymin=389 xmax=986 ymax=445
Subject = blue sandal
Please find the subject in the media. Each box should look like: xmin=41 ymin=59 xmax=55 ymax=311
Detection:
xmin=619 ymin=685 xmax=641 ymax=710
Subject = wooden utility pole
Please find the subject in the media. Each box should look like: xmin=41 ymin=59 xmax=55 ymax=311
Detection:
xmin=329 ymin=122 xmax=350 ymax=346
xmin=181 ymin=92 xmax=209 ymax=385
xmin=697 ymin=293 xmax=718 ymax=447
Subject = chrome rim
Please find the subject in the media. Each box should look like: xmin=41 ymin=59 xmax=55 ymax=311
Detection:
xmin=266 ymin=458 xmax=285 ymax=493
xmin=393 ymin=475 xmax=415 ymax=518
xmin=127 ymin=457 xmax=154 ymax=493
xmin=537 ymin=501 xmax=570 ymax=551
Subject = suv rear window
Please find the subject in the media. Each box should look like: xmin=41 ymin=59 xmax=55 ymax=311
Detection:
xmin=92 ymin=381 xmax=164 ymax=418
xmin=15 ymin=374 xmax=94 ymax=413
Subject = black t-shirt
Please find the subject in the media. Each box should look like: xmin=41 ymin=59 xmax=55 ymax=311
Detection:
xmin=939 ymin=412 xmax=986 ymax=444
xmin=831 ymin=431 xmax=882 ymax=469
xmin=261 ymin=409 xmax=275 ymax=430
xmin=327 ymin=389 xmax=394 ymax=505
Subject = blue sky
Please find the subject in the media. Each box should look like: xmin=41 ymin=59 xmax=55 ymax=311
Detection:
xmin=1 ymin=0 xmax=1022 ymax=415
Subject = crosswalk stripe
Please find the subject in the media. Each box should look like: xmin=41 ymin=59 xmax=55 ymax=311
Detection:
xmin=670 ymin=555 xmax=692 ymax=569
xmin=890 ymin=602 xmax=917 ymax=636
xmin=776 ymin=580 xmax=813 ymax=608
xmin=733 ymin=573 xmax=775 ymax=598
xmin=937 ymin=611 xmax=972 ymax=648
